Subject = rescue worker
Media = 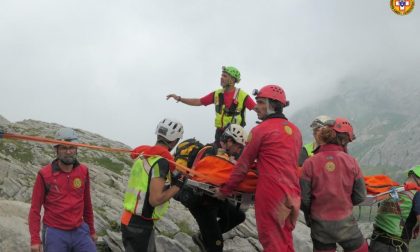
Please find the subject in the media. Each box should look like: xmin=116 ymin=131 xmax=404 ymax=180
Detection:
xmin=166 ymin=66 xmax=256 ymax=145
xmin=28 ymin=127 xmax=97 ymax=252
xmin=0 ymin=128 xmax=4 ymax=139
xmin=215 ymin=84 xmax=302 ymax=252
xmin=369 ymin=165 xmax=420 ymax=252
xmin=121 ymin=118 xmax=187 ymax=252
xmin=298 ymin=115 xmax=332 ymax=166
xmin=179 ymin=124 xmax=248 ymax=252
xmin=300 ymin=118 xmax=368 ymax=252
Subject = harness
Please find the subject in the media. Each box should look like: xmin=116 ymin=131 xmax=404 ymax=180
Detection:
xmin=215 ymin=88 xmax=248 ymax=127
xmin=371 ymin=228 xmax=409 ymax=252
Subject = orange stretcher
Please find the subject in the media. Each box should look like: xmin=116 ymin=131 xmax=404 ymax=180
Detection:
xmin=191 ymin=155 xmax=258 ymax=193
xmin=360 ymin=174 xmax=420 ymax=206
xmin=181 ymin=155 xmax=257 ymax=209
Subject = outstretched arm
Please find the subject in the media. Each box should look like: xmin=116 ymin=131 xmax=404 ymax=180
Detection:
xmin=166 ymin=94 xmax=202 ymax=106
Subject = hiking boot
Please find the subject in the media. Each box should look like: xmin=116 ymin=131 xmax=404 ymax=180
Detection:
xmin=192 ymin=233 xmax=207 ymax=252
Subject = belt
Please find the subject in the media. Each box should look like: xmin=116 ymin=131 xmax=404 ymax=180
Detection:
xmin=371 ymin=230 xmax=408 ymax=250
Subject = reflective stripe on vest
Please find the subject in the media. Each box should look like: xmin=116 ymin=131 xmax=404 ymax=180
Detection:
xmin=304 ymin=142 xmax=314 ymax=157
xmin=214 ymin=88 xmax=248 ymax=128
xmin=123 ymin=155 xmax=170 ymax=221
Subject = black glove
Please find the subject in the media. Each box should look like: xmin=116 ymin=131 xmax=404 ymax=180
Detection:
xmin=0 ymin=128 xmax=4 ymax=139
xmin=171 ymin=171 xmax=188 ymax=188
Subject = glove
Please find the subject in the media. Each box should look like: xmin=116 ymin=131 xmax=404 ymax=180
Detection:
xmin=171 ymin=170 xmax=188 ymax=188
xmin=0 ymin=128 xmax=4 ymax=139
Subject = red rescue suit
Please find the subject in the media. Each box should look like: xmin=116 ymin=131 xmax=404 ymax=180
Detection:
xmin=28 ymin=160 xmax=95 ymax=245
xmin=220 ymin=117 xmax=302 ymax=252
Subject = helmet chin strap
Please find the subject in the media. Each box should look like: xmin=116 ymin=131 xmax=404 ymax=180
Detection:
xmin=265 ymin=99 xmax=275 ymax=116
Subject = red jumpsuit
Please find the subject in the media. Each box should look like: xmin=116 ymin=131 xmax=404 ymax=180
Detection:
xmin=220 ymin=117 xmax=302 ymax=252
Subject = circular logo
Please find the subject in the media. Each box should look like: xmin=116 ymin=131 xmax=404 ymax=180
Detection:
xmin=73 ymin=178 xmax=82 ymax=189
xmin=390 ymin=0 xmax=415 ymax=15
xmin=215 ymin=240 xmax=222 ymax=246
xmin=325 ymin=161 xmax=336 ymax=172
xmin=284 ymin=125 xmax=293 ymax=135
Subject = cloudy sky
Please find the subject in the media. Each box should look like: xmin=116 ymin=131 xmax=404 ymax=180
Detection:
xmin=1 ymin=0 xmax=419 ymax=147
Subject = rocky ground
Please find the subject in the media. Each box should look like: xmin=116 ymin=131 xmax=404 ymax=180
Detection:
xmin=0 ymin=115 xmax=379 ymax=251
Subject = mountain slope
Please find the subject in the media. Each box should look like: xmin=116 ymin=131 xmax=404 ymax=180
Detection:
xmin=291 ymin=72 xmax=420 ymax=181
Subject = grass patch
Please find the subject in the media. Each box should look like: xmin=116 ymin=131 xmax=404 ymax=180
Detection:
xmin=95 ymin=157 xmax=124 ymax=174
xmin=0 ymin=141 xmax=34 ymax=163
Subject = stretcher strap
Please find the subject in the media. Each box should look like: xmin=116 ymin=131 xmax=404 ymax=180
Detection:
xmin=3 ymin=132 xmax=209 ymax=180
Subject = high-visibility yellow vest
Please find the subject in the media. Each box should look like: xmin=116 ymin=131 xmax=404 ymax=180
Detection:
xmin=214 ymin=88 xmax=248 ymax=128
xmin=304 ymin=142 xmax=315 ymax=157
xmin=123 ymin=156 xmax=170 ymax=221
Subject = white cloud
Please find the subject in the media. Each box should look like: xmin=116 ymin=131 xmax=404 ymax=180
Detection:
xmin=1 ymin=0 xmax=419 ymax=147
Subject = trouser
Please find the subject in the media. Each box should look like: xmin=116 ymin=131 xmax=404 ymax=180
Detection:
xmin=121 ymin=216 xmax=156 ymax=252
xmin=42 ymin=222 xmax=96 ymax=252
xmin=369 ymin=236 xmax=408 ymax=252
xmin=188 ymin=195 xmax=245 ymax=252
xmin=255 ymin=188 xmax=301 ymax=252
xmin=312 ymin=236 xmax=368 ymax=252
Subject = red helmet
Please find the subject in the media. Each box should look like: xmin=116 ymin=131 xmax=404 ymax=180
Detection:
xmin=331 ymin=117 xmax=355 ymax=141
xmin=254 ymin=84 xmax=289 ymax=106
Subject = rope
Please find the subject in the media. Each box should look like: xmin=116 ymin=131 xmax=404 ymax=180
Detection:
xmin=2 ymin=132 xmax=209 ymax=180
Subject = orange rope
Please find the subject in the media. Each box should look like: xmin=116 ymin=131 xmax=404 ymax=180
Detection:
xmin=2 ymin=132 xmax=208 ymax=180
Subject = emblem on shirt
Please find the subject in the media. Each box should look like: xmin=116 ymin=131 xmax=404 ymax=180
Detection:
xmin=284 ymin=125 xmax=293 ymax=135
xmin=325 ymin=161 xmax=336 ymax=172
xmin=73 ymin=177 xmax=82 ymax=189
xmin=390 ymin=0 xmax=415 ymax=15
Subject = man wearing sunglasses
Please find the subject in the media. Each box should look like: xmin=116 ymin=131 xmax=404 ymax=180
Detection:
xmin=298 ymin=115 xmax=332 ymax=167
xmin=28 ymin=127 xmax=96 ymax=252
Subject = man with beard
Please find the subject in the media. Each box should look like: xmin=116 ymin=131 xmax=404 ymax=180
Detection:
xmin=166 ymin=66 xmax=255 ymax=146
xmin=28 ymin=127 xmax=96 ymax=252
xmin=215 ymin=84 xmax=302 ymax=252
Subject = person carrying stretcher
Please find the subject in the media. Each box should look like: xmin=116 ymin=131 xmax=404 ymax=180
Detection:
xmin=174 ymin=124 xmax=248 ymax=252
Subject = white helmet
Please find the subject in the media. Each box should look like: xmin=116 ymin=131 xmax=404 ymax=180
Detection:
xmin=310 ymin=115 xmax=332 ymax=129
xmin=222 ymin=124 xmax=247 ymax=146
xmin=155 ymin=118 xmax=184 ymax=142
xmin=55 ymin=127 xmax=78 ymax=142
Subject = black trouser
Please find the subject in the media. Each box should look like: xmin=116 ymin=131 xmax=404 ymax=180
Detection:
xmin=188 ymin=195 xmax=246 ymax=252
xmin=121 ymin=216 xmax=156 ymax=252
xmin=312 ymin=235 xmax=365 ymax=252
xmin=369 ymin=239 xmax=408 ymax=252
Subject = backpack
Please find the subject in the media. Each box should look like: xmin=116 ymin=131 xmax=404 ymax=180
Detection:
xmin=174 ymin=138 xmax=205 ymax=168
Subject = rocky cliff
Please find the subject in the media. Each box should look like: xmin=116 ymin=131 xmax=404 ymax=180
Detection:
xmin=0 ymin=117 xmax=299 ymax=252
